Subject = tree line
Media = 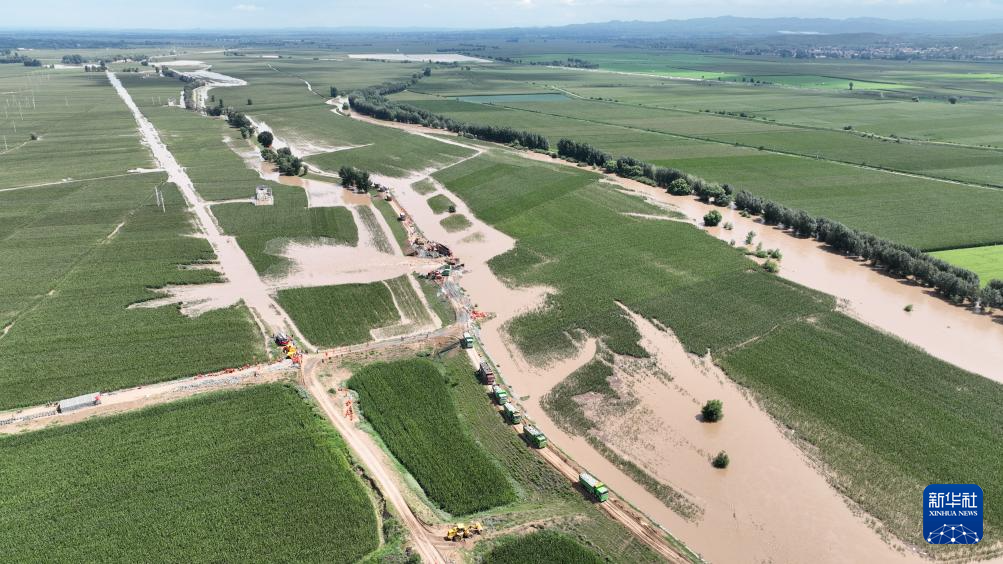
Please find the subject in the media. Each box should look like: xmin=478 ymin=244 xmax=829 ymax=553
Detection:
xmin=349 ymin=89 xmax=548 ymax=150
xmin=733 ymin=190 xmax=999 ymax=307
xmin=1 ymin=51 xmax=41 ymax=66
xmin=555 ymin=139 xmax=1001 ymax=310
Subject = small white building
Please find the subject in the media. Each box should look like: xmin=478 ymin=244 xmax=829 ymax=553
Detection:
xmin=254 ymin=185 xmax=273 ymax=206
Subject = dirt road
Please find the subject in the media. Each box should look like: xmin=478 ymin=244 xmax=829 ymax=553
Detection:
xmin=0 ymin=361 xmax=294 ymax=434
xmin=107 ymin=71 xmax=312 ymax=349
xmin=301 ymin=358 xmax=448 ymax=564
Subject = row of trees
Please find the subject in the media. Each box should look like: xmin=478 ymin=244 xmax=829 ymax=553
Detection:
xmin=557 ymin=139 xmax=702 ymax=190
xmin=529 ymin=57 xmax=598 ymax=69
xmin=732 ymin=190 xmax=1001 ymax=307
xmin=338 ymin=166 xmax=373 ymax=191
xmin=555 ymin=139 xmax=1001 ymax=310
xmin=349 ymin=89 xmax=549 ymax=150
xmin=0 ymin=50 xmax=38 ymax=66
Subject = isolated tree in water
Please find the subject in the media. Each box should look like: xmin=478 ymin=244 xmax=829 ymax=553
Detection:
xmin=703 ymin=210 xmax=723 ymax=227
xmin=701 ymin=399 xmax=724 ymax=422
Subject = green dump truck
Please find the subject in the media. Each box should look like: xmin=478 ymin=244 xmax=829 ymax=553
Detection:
xmin=460 ymin=332 xmax=474 ymax=349
xmin=491 ymin=385 xmax=508 ymax=405
xmin=523 ymin=424 xmax=547 ymax=448
xmin=502 ymin=402 xmax=522 ymax=424
xmin=579 ymin=472 xmax=609 ymax=502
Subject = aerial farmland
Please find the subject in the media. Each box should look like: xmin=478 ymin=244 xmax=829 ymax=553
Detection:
xmin=1 ymin=6 xmax=1002 ymax=564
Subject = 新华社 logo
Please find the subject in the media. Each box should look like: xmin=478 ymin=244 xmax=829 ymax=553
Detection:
xmin=924 ymin=484 xmax=983 ymax=545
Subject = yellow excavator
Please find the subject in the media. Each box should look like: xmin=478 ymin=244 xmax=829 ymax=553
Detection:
xmin=445 ymin=522 xmax=484 ymax=541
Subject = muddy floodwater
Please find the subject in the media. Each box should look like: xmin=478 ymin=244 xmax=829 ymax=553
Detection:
xmin=613 ymin=176 xmax=1003 ymax=384
xmin=386 ymin=157 xmax=927 ymax=563
xmin=296 ymin=112 xmax=1000 ymax=562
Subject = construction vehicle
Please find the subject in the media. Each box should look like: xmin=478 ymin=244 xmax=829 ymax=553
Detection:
xmin=460 ymin=332 xmax=474 ymax=349
xmin=523 ymin=424 xmax=548 ymax=448
xmin=477 ymin=361 xmax=495 ymax=384
xmin=445 ymin=522 xmax=484 ymax=541
xmin=579 ymin=472 xmax=609 ymax=502
xmin=502 ymin=402 xmax=522 ymax=424
xmin=491 ymin=385 xmax=508 ymax=405
xmin=274 ymin=333 xmax=302 ymax=364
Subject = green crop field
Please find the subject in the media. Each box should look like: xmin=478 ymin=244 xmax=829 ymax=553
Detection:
xmin=437 ymin=148 xmax=1003 ymax=552
xmin=383 ymin=275 xmax=433 ymax=327
xmin=720 ymin=312 xmax=1003 ymax=552
xmin=141 ymin=102 xmax=288 ymax=201
xmin=395 ymin=65 xmax=1003 ymax=250
xmin=308 ymin=135 xmax=473 ymax=177
xmin=0 ymin=69 xmax=151 ymax=188
xmin=0 ymin=384 xmax=380 ymax=562
xmin=0 ymin=179 xmax=262 ymax=410
xmin=440 ymin=213 xmax=472 ymax=232
xmin=482 ymin=530 xmax=604 ymax=564
xmin=348 ymin=358 xmax=517 ymax=515
xmin=435 ymin=150 xmax=833 ymax=359
xmin=931 ymin=245 xmax=1003 ymax=286
xmin=277 ymin=282 xmax=401 ymax=347
xmin=427 ymin=193 xmax=455 ymax=214
xmin=176 ymin=55 xmax=477 ymax=177
xmin=212 ymin=188 xmax=357 ymax=276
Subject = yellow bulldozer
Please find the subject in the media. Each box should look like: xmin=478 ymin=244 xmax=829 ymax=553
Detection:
xmin=445 ymin=521 xmax=484 ymax=541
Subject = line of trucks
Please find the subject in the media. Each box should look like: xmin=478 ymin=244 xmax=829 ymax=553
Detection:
xmin=472 ymin=347 xmax=608 ymax=502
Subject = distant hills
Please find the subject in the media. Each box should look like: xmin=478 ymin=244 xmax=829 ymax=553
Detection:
xmin=515 ymin=17 xmax=1003 ymax=39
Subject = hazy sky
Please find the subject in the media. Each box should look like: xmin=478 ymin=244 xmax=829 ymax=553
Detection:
xmin=5 ymin=0 xmax=1003 ymax=29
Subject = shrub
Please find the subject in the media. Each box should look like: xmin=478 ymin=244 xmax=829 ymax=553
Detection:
xmin=905 ymin=304 xmax=914 ymax=312
xmin=256 ymin=131 xmax=274 ymax=148
xmin=948 ymin=96 xmax=959 ymax=104
xmin=703 ymin=210 xmax=723 ymax=227
xmin=763 ymin=259 xmax=780 ymax=273
xmin=701 ymin=399 xmax=723 ymax=422
xmin=667 ymin=178 xmax=692 ymax=196
xmin=712 ymin=451 xmax=730 ymax=469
